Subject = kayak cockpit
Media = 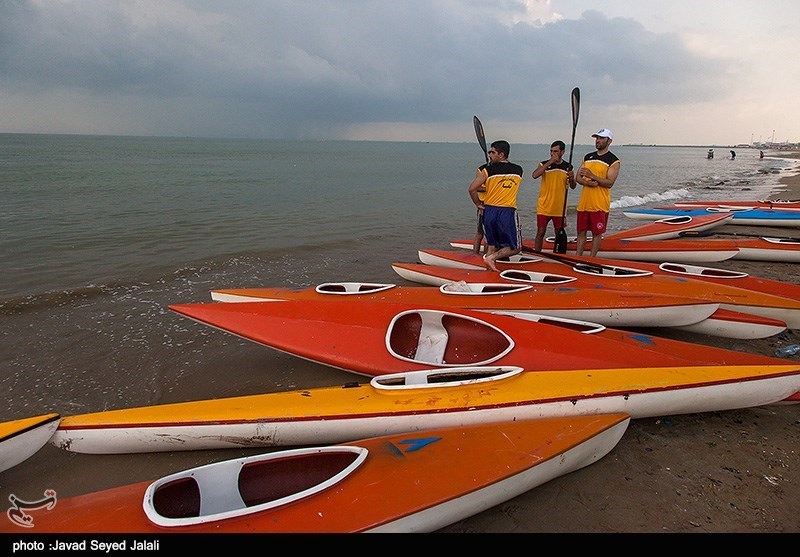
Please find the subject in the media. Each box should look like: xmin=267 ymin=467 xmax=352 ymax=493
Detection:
xmin=498 ymin=269 xmax=576 ymax=285
xmin=654 ymin=215 xmax=694 ymax=225
xmin=488 ymin=311 xmax=606 ymax=334
xmin=144 ymin=446 xmax=367 ymax=527
xmin=386 ymin=309 xmax=514 ymax=366
xmin=658 ymin=262 xmax=749 ymax=279
xmin=371 ymin=366 xmax=524 ymax=390
xmin=571 ymin=263 xmax=652 ymax=278
xmin=439 ymin=282 xmax=532 ymax=295
xmin=315 ymin=282 xmax=396 ymax=295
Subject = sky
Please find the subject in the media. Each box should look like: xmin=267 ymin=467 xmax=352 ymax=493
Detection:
xmin=1 ymin=0 xmax=798 ymax=146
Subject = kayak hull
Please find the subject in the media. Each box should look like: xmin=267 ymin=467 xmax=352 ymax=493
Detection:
xmin=207 ymin=283 xmax=719 ymax=329
xmin=50 ymin=363 xmax=800 ymax=454
xmin=0 ymin=413 xmax=60 ymax=473
xmin=11 ymin=415 xmax=631 ymax=533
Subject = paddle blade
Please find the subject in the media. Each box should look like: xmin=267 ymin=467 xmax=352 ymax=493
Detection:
xmin=473 ymin=115 xmax=488 ymax=164
xmin=571 ymin=88 xmax=581 ymax=127
xmin=553 ymin=227 xmax=568 ymax=254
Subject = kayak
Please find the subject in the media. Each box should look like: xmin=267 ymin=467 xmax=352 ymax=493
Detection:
xmin=49 ymin=363 xmax=800 ymax=455
xmin=673 ymin=199 xmax=800 ymax=211
xmin=415 ymin=249 xmax=800 ymax=329
xmin=604 ymin=213 xmax=734 ymax=241
xmin=392 ymin=262 xmax=789 ymax=339
xmin=207 ymin=282 xmax=719 ymax=329
xmin=526 ymin=251 xmax=800 ymax=305
xmin=670 ymin=308 xmax=788 ymax=340
xmin=674 ymin=234 xmax=800 ymax=263
xmin=22 ymin=415 xmax=630 ymax=533
xmin=451 ymin=236 xmax=739 ymax=263
xmin=166 ymin=300 xmax=764 ymax=374
xmin=0 ymin=413 xmax=60 ymax=473
xmin=624 ymin=207 xmax=800 ymax=227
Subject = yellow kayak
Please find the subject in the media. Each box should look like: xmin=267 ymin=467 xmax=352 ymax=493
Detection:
xmin=51 ymin=363 xmax=800 ymax=454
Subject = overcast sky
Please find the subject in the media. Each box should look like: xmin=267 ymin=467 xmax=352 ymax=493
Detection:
xmin=1 ymin=1 xmax=797 ymax=145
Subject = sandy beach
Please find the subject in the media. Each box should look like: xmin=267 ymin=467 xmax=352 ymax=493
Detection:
xmin=440 ymin=153 xmax=800 ymax=534
xmin=1 ymin=150 xmax=798 ymax=538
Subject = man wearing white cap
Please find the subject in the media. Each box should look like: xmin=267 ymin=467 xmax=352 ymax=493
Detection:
xmin=575 ymin=128 xmax=621 ymax=257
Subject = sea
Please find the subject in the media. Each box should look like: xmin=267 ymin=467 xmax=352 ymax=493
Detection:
xmin=1 ymin=134 xmax=798 ymax=535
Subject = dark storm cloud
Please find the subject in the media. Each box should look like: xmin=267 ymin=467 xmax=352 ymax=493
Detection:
xmin=0 ymin=1 xmax=735 ymax=139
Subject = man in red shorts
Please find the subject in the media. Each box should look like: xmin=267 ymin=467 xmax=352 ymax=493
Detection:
xmin=575 ymin=128 xmax=621 ymax=257
xmin=531 ymin=140 xmax=576 ymax=252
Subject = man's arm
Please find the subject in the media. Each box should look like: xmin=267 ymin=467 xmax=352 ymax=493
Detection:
xmin=531 ymin=161 xmax=547 ymax=179
xmin=468 ymin=169 xmax=487 ymax=206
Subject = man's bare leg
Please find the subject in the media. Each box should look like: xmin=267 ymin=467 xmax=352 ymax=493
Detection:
xmin=473 ymin=233 xmax=484 ymax=255
xmin=484 ymin=246 xmax=518 ymax=272
xmin=576 ymin=231 xmax=587 ymax=256
xmin=589 ymin=234 xmax=603 ymax=257
xmin=533 ymin=228 xmax=546 ymax=252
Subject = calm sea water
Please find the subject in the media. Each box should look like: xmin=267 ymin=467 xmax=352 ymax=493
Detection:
xmin=2 ymin=134 xmax=794 ymax=301
xmin=1 ymin=134 xmax=798 ymax=523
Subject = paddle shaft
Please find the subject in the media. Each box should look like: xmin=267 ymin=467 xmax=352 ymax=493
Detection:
xmin=554 ymin=88 xmax=580 ymax=254
xmin=521 ymin=244 xmax=618 ymax=273
xmin=562 ymin=87 xmax=580 ymax=218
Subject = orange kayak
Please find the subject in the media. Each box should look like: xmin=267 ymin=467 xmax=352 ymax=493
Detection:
xmin=207 ymin=282 xmax=718 ymax=329
xmin=604 ymin=213 xmax=734 ymax=241
xmin=668 ymin=234 xmax=800 ymax=263
xmin=418 ymin=248 xmax=800 ymax=329
xmin=3 ymin=415 xmax=631 ymax=533
xmin=392 ymin=262 xmax=788 ymax=339
xmin=167 ymin=300 xmax=783 ymax=377
xmin=523 ymin=250 xmax=800 ymax=306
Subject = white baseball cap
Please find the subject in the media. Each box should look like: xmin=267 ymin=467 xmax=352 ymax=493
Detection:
xmin=592 ymin=128 xmax=613 ymax=139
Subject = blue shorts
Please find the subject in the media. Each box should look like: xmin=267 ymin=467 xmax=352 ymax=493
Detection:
xmin=482 ymin=205 xmax=520 ymax=250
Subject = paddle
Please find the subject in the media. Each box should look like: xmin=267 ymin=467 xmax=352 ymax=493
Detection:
xmin=473 ymin=115 xmax=488 ymax=165
xmin=679 ymin=230 xmax=800 ymax=242
xmin=553 ymin=87 xmax=580 ymax=254
xmin=520 ymin=244 xmax=627 ymax=274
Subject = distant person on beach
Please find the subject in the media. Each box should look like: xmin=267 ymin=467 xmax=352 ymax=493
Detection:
xmin=730 ymin=150 xmax=736 ymax=160
xmin=760 ymin=150 xmax=765 ymax=159
xmin=575 ymin=128 xmax=621 ymax=257
xmin=707 ymin=149 xmax=714 ymax=159
xmin=468 ymin=140 xmax=524 ymax=271
xmin=531 ymin=140 xmax=576 ymax=252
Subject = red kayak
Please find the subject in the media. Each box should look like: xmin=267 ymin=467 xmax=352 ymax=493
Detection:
xmin=168 ymin=299 xmax=787 ymax=378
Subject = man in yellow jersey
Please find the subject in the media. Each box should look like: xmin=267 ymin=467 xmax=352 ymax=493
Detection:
xmin=575 ymin=129 xmax=621 ymax=257
xmin=468 ymin=140 xmax=524 ymax=271
xmin=532 ymin=140 xmax=576 ymax=252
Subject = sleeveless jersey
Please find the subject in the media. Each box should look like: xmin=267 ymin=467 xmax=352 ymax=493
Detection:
xmin=480 ymin=161 xmax=524 ymax=209
xmin=535 ymin=160 xmax=572 ymax=217
xmin=576 ymin=151 xmax=620 ymax=213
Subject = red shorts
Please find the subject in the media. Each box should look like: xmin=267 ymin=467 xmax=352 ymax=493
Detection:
xmin=536 ymin=214 xmax=565 ymax=229
xmin=576 ymin=211 xmax=608 ymax=234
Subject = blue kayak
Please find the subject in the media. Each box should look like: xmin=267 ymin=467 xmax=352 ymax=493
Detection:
xmin=623 ymin=206 xmax=800 ymax=228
